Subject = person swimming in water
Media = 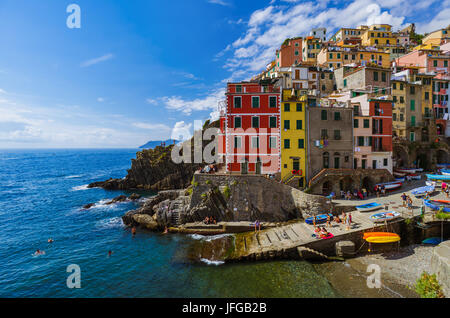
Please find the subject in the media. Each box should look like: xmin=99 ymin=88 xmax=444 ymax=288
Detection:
xmin=131 ymin=227 xmax=136 ymax=236
xmin=48 ymin=238 xmax=53 ymax=243
xmin=108 ymin=250 xmax=113 ymax=257
xmin=163 ymin=226 xmax=168 ymax=234
xmin=34 ymin=249 xmax=45 ymax=256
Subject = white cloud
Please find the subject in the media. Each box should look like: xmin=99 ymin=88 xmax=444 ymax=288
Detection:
xmin=416 ymin=8 xmax=450 ymax=33
xmin=132 ymin=122 xmax=171 ymax=130
xmin=146 ymin=98 xmax=158 ymax=105
xmin=207 ymin=0 xmax=231 ymax=6
xmin=80 ymin=53 xmax=114 ymax=67
xmin=97 ymin=97 xmax=105 ymax=102
xmin=171 ymin=121 xmax=192 ymax=141
xmin=0 ymin=88 xmax=6 ymax=94
xmin=161 ymin=88 xmax=225 ymax=115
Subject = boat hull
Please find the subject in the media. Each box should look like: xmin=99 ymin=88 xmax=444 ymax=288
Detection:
xmin=370 ymin=211 xmax=401 ymax=222
xmin=356 ymin=203 xmax=382 ymax=212
xmin=423 ymin=199 xmax=450 ymax=212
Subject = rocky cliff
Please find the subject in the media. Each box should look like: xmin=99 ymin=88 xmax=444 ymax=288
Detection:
xmin=88 ymin=120 xmax=219 ymax=191
xmin=122 ymin=174 xmax=333 ymax=230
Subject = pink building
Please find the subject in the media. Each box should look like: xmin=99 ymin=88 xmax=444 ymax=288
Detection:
xmin=394 ymin=49 xmax=449 ymax=74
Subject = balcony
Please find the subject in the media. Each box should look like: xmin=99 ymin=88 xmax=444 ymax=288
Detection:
xmin=372 ymin=146 xmax=390 ymax=152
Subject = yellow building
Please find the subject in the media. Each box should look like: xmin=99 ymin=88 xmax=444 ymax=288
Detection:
xmin=361 ymin=24 xmax=395 ymax=47
xmin=422 ymin=26 xmax=450 ymax=46
xmin=281 ymin=89 xmax=307 ymax=188
xmin=302 ymin=37 xmax=322 ymax=63
xmin=317 ymin=46 xmax=390 ymax=69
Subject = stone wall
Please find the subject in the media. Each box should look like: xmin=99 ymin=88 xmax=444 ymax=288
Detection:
xmin=192 ymin=173 xmax=333 ymax=221
xmin=431 ymin=240 xmax=450 ymax=297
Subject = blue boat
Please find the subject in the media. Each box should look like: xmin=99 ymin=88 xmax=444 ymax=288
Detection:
xmin=426 ymin=174 xmax=450 ymax=181
xmin=411 ymin=185 xmax=435 ymax=197
xmin=441 ymin=169 xmax=450 ymax=176
xmin=370 ymin=211 xmax=401 ymax=222
xmin=305 ymin=214 xmax=332 ymax=225
xmin=422 ymin=237 xmax=444 ymax=245
xmin=423 ymin=199 xmax=450 ymax=212
xmin=356 ymin=202 xmax=382 ymax=212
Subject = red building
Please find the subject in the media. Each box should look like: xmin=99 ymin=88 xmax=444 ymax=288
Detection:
xmin=218 ymin=80 xmax=281 ymax=174
xmin=369 ymin=99 xmax=393 ymax=154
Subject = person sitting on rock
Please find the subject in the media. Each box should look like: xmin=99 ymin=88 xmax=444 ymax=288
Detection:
xmin=204 ymin=216 xmax=209 ymax=224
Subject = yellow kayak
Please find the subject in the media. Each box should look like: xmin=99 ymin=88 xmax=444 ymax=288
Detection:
xmin=365 ymin=235 xmax=400 ymax=243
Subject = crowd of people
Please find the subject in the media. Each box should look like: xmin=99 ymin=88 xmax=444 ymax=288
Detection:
xmin=198 ymin=164 xmax=218 ymax=174
xmin=203 ymin=216 xmax=217 ymax=225
xmin=311 ymin=211 xmax=353 ymax=236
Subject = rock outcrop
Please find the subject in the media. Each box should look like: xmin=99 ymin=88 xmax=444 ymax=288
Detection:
xmin=123 ymin=174 xmax=333 ymax=230
xmin=88 ymin=120 xmax=219 ymax=191
xmin=431 ymin=240 xmax=450 ymax=297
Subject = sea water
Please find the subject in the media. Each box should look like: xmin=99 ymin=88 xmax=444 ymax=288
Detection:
xmin=0 ymin=149 xmax=341 ymax=297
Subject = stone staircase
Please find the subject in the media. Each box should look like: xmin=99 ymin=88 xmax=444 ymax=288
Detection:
xmin=171 ymin=210 xmax=181 ymax=226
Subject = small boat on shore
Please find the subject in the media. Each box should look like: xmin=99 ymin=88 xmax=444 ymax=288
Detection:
xmin=423 ymin=199 xmax=450 ymax=212
xmin=305 ymin=214 xmax=332 ymax=225
xmin=441 ymin=169 xmax=450 ymax=176
xmin=426 ymin=174 xmax=450 ymax=181
xmin=374 ymin=181 xmax=402 ymax=191
xmin=395 ymin=177 xmax=405 ymax=182
xmin=393 ymin=171 xmax=406 ymax=177
xmin=395 ymin=167 xmax=423 ymax=173
xmin=411 ymin=185 xmax=435 ymax=198
xmin=363 ymin=232 xmax=399 ymax=239
xmin=356 ymin=202 xmax=382 ymax=212
xmin=422 ymin=237 xmax=444 ymax=245
xmin=370 ymin=211 xmax=401 ymax=222
xmin=437 ymin=164 xmax=450 ymax=169
xmin=366 ymin=235 xmax=401 ymax=243
xmin=408 ymin=173 xmax=422 ymax=180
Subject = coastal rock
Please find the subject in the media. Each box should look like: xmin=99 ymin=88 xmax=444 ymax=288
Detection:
xmin=128 ymin=193 xmax=141 ymax=200
xmin=132 ymin=214 xmax=159 ymax=230
xmin=82 ymin=203 xmax=95 ymax=209
xmin=431 ymin=240 xmax=450 ymax=297
xmin=88 ymin=120 xmax=219 ymax=191
xmin=124 ymin=174 xmax=333 ymax=231
xmin=106 ymin=195 xmax=128 ymax=205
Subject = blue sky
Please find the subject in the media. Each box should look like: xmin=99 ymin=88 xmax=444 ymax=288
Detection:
xmin=0 ymin=0 xmax=449 ymax=148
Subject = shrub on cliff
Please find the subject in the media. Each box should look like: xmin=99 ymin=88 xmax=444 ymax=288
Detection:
xmin=414 ymin=271 xmax=445 ymax=298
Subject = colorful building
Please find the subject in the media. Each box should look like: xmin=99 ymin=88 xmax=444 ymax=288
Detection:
xmin=280 ymin=89 xmax=307 ymax=188
xmin=218 ymin=80 xmax=281 ymax=174
xmin=302 ymin=36 xmax=322 ymax=64
xmin=361 ymin=24 xmax=395 ymax=47
xmin=422 ymin=26 xmax=450 ymax=46
xmin=316 ymin=46 xmax=391 ymax=69
xmin=275 ymin=37 xmax=303 ymax=70
xmin=393 ymin=48 xmax=450 ymax=74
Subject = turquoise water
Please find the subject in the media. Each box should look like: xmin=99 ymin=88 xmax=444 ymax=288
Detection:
xmin=0 ymin=149 xmax=338 ymax=298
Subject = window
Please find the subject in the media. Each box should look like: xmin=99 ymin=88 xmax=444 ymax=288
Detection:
xmin=284 ymin=120 xmax=290 ymax=130
xmin=251 ymin=137 xmax=259 ymax=149
xmin=393 ymin=96 xmax=397 ymax=102
xmin=383 ymin=158 xmax=388 ymax=166
xmin=329 ymin=53 xmax=333 ymax=59
xmin=329 ymin=73 xmax=333 ymax=79
xmin=433 ymin=60 xmax=438 ymax=67
xmin=296 ymin=103 xmax=302 ymax=111
xmin=410 ymin=132 xmax=415 ymax=142
xmin=298 ymin=139 xmax=304 ymax=149
xmin=337 ymin=53 xmax=341 ymax=59
xmin=334 ymin=112 xmax=341 ymax=120
xmin=354 ymin=119 xmax=359 ymax=128
xmin=234 ymin=96 xmax=242 ymax=108
xmin=393 ymin=83 xmax=397 ymax=90
xmin=269 ymin=96 xmax=277 ymax=108
xmin=269 ymin=116 xmax=277 ymax=128
xmin=373 ymin=71 xmax=379 ymax=81
xmin=343 ymin=79 xmax=347 ymax=87
xmin=235 ymin=85 xmax=242 ymax=93
xmin=269 ymin=136 xmax=277 ymax=149
xmin=410 ymin=100 xmax=415 ymax=111
xmin=234 ymin=117 xmax=242 ymax=128
xmin=252 ymin=117 xmax=259 ymax=128
xmin=445 ymin=60 xmax=448 ymax=67
xmin=296 ymin=120 xmax=303 ymax=130
xmin=252 ymin=96 xmax=260 ymax=108
xmin=234 ymin=136 xmax=241 ymax=148
xmin=321 ymin=129 xmax=328 ymax=138
xmin=363 ymin=119 xmax=370 ymax=128
xmin=393 ymin=113 xmax=397 ymax=121
xmin=334 ymin=130 xmax=341 ymax=140
xmin=400 ymin=114 xmax=404 ymax=121
xmin=410 ymin=86 xmax=415 ymax=95
xmin=354 ymin=105 xmax=359 ymax=115
xmin=284 ymin=139 xmax=290 ymax=149
xmin=400 ymin=96 xmax=404 ymax=103
xmin=334 ymin=156 xmax=340 ymax=168
xmin=295 ymin=50 xmax=299 ymax=56
xmin=323 ymin=152 xmax=329 ymax=168
xmin=358 ymin=136 xmax=364 ymax=146
xmin=411 ymin=115 xmax=416 ymax=127
xmin=400 ymin=83 xmax=404 ymax=90
xmin=425 ymin=92 xmax=429 ymax=100
xmin=284 ymin=103 xmax=290 ymax=112
xmin=321 ymin=110 xmax=327 ymax=120
xmin=381 ymin=72 xmax=386 ymax=82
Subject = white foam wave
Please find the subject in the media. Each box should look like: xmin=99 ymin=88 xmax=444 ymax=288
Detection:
xmin=96 ymin=217 xmax=124 ymax=229
xmin=200 ymin=258 xmax=224 ymax=266
xmin=65 ymin=175 xmax=83 ymax=179
xmin=189 ymin=233 xmax=232 ymax=241
xmin=189 ymin=234 xmax=206 ymax=240
xmin=71 ymin=184 xmax=89 ymax=191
